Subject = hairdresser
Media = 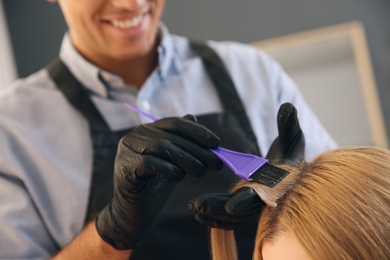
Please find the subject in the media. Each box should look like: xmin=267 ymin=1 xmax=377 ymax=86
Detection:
xmin=0 ymin=0 xmax=337 ymax=259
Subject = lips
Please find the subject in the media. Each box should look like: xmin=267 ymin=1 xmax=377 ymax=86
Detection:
xmin=110 ymin=14 xmax=143 ymax=29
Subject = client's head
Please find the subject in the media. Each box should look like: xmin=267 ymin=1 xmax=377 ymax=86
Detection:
xmin=212 ymin=146 xmax=390 ymax=260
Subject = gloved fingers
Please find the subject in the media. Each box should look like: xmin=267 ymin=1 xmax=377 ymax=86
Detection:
xmin=151 ymin=116 xmax=220 ymax=148
xmin=277 ymin=102 xmax=302 ymax=147
xmin=122 ymin=127 xmax=223 ymax=172
xmin=187 ymin=192 xmax=258 ymax=227
xmin=225 ymin=187 xmax=265 ymax=215
xmin=266 ymin=102 xmax=305 ymax=164
xmin=182 ymin=114 xmax=198 ymax=123
xmin=119 ymin=137 xmax=220 ymax=179
xmin=188 ymin=188 xmax=263 ymax=216
xmin=180 ymin=114 xmax=223 ymax=171
xmin=150 ymin=134 xmax=222 ymax=171
xmin=140 ymin=139 xmax=209 ymax=178
xmin=194 ymin=213 xmax=259 ymax=230
xmin=188 ymin=193 xmax=233 ymax=214
xmin=115 ymin=152 xmax=186 ymax=182
xmin=192 ymin=208 xmax=258 ymax=225
xmin=188 ymin=190 xmax=263 ymax=229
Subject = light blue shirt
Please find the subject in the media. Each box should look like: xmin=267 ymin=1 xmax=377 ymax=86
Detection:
xmin=0 ymin=24 xmax=337 ymax=258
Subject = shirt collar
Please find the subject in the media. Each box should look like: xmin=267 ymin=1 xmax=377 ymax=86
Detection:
xmin=157 ymin=22 xmax=181 ymax=78
xmin=58 ymin=23 xmax=179 ymax=97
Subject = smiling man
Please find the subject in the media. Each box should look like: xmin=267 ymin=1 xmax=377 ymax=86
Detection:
xmin=50 ymin=0 xmax=164 ymax=88
xmin=0 ymin=0 xmax=336 ymax=259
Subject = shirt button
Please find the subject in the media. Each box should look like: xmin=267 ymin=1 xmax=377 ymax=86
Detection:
xmin=98 ymin=85 xmax=106 ymax=96
xmin=142 ymin=101 xmax=151 ymax=111
xmin=100 ymin=71 xmax=111 ymax=81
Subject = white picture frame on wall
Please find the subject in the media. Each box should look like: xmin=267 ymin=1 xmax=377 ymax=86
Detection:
xmin=252 ymin=21 xmax=388 ymax=149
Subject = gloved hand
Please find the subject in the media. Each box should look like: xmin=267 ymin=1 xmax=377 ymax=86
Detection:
xmin=265 ymin=102 xmax=305 ymax=165
xmin=188 ymin=102 xmax=305 ymax=230
xmin=96 ymin=115 xmax=223 ymax=250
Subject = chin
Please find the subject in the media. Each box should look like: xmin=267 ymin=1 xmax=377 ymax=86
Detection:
xmin=116 ymin=45 xmax=154 ymax=60
xmin=113 ymin=51 xmax=146 ymax=61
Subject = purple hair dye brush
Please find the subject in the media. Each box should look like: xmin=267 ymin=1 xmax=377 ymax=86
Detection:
xmin=124 ymin=102 xmax=288 ymax=187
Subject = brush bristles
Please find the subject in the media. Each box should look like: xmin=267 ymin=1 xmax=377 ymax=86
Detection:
xmin=233 ymin=163 xmax=299 ymax=207
xmin=250 ymin=163 xmax=289 ymax=187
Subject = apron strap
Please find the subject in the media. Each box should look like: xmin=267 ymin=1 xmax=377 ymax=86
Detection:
xmin=47 ymin=58 xmax=120 ymax=224
xmin=46 ymin=59 xmax=110 ymax=131
xmin=190 ymin=40 xmax=260 ymax=155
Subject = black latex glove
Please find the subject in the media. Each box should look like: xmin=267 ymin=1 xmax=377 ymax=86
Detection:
xmin=188 ymin=102 xmax=305 ymax=230
xmin=96 ymin=115 xmax=223 ymax=250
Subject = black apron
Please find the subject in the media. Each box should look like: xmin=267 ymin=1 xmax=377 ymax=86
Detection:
xmin=47 ymin=41 xmax=261 ymax=260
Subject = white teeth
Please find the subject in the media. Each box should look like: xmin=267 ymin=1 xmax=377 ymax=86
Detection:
xmin=112 ymin=15 xmax=142 ymax=29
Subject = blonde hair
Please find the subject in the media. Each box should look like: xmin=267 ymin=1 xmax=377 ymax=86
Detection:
xmin=211 ymin=146 xmax=390 ymax=260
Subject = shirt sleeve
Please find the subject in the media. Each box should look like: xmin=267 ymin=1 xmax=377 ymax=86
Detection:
xmin=0 ymin=77 xmax=90 ymax=259
xmin=0 ymin=171 xmax=56 ymax=259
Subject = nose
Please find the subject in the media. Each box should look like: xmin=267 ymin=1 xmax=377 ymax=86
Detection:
xmin=110 ymin=0 xmax=146 ymax=10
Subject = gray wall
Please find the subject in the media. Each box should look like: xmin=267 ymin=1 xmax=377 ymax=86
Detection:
xmin=4 ymin=0 xmax=390 ymax=139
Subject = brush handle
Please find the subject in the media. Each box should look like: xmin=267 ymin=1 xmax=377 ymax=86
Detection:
xmin=211 ymin=147 xmax=268 ymax=181
xmin=211 ymin=147 xmax=267 ymax=170
xmin=124 ymin=103 xmax=159 ymax=121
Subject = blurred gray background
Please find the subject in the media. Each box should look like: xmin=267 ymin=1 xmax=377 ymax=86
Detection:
xmin=3 ymin=0 xmax=390 ymax=142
